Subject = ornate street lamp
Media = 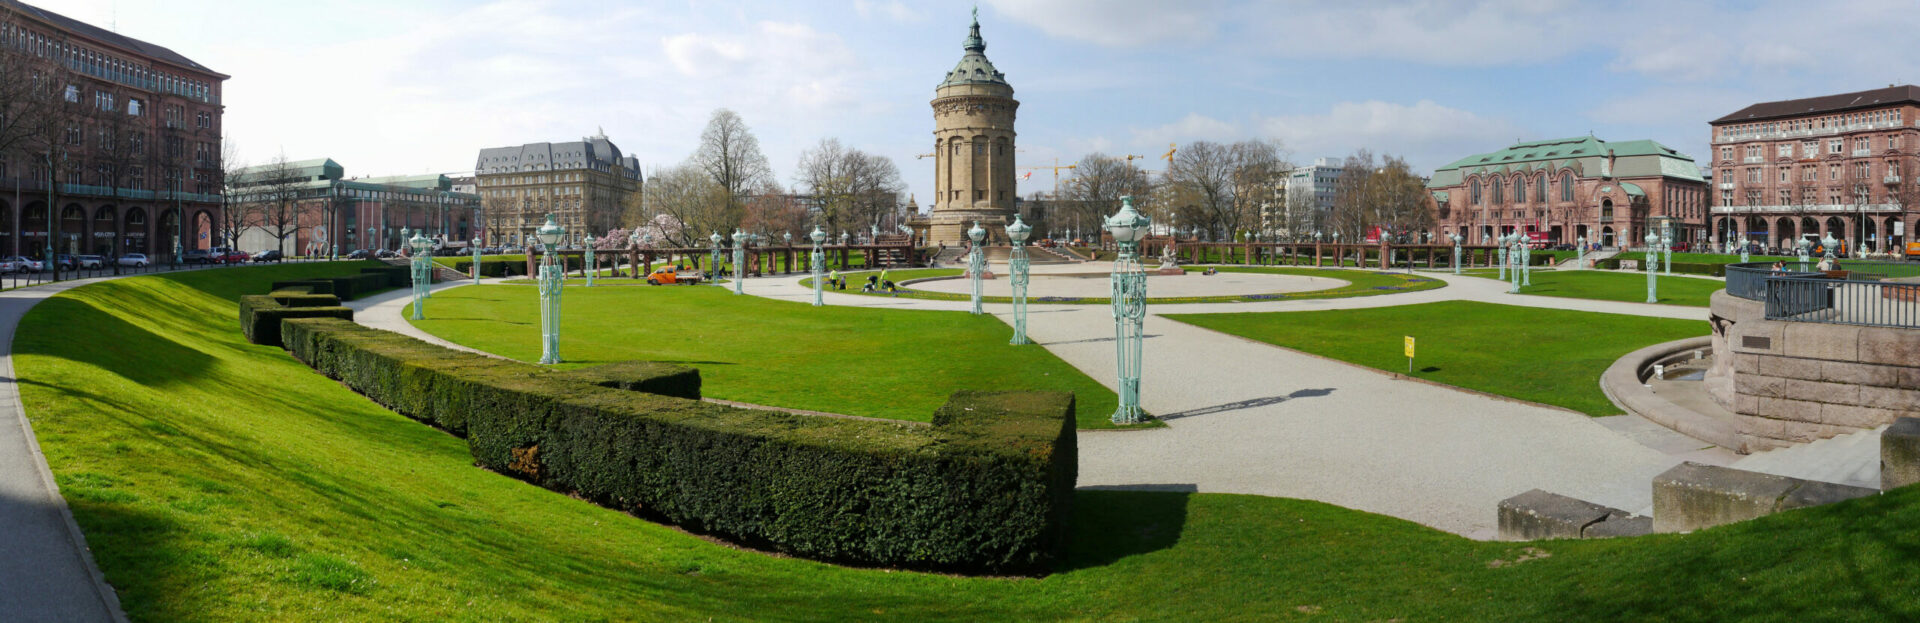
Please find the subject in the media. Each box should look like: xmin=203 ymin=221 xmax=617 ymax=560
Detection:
xmin=1497 ymin=231 xmax=1509 ymax=281
xmin=967 ymin=221 xmax=987 ymax=315
xmin=1739 ymin=233 xmax=1749 ymax=263
xmin=583 ymin=233 xmax=597 ymax=287
xmin=535 ymin=214 xmax=566 ymax=365
xmin=1105 ymin=196 xmax=1151 ymax=425
xmin=1450 ymin=233 xmax=1463 ymax=275
xmin=470 ymin=237 xmax=482 ymax=285
xmin=408 ymin=229 xmax=432 ymax=320
xmin=1006 ymin=215 xmax=1033 ymax=345
xmin=1577 ymin=235 xmax=1587 ymax=269
xmin=810 ymin=226 xmax=827 ymax=306
xmin=1660 ymin=219 xmax=1673 ymax=277
xmin=1797 ymin=237 xmax=1811 ymax=265
xmin=1521 ymin=231 xmax=1532 ymax=287
xmin=709 ymin=231 xmax=723 ymax=287
xmin=1822 ymin=233 xmax=1838 ymax=262
xmin=1505 ymin=233 xmax=1521 ymax=294
xmin=731 ymin=229 xmax=748 ymax=295
xmin=1644 ymin=231 xmax=1660 ymax=304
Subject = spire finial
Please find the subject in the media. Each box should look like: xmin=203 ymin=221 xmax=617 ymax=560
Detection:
xmin=964 ymin=6 xmax=985 ymax=52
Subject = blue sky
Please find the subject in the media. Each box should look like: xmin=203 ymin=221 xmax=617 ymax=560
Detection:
xmin=35 ymin=0 xmax=1920 ymax=208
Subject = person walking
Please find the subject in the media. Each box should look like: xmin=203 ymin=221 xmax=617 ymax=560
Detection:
xmin=829 ymin=268 xmax=842 ymax=290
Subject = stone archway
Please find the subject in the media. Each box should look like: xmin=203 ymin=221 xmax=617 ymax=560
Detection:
xmin=1601 ymin=225 xmax=1615 ymax=247
xmin=59 ymin=203 xmax=86 ymax=257
xmin=22 ymin=201 xmax=47 ymax=258
xmin=157 ymin=209 xmax=180 ymax=262
xmin=92 ymin=205 xmax=117 ymax=255
xmin=0 ymin=200 xmax=11 ymax=258
xmin=192 ymin=210 xmax=214 ymax=251
xmin=122 ymin=207 xmax=148 ymax=256
xmin=1776 ymin=217 xmax=1797 ymax=251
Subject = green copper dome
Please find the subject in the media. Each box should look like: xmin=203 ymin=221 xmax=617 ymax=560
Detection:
xmin=938 ymin=11 xmax=1008 ymax=89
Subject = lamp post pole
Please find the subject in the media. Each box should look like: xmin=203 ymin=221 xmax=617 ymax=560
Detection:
xmin=584 ymin=234 xmax=596 ymax=287
xmin=1521 ymin=233 xmax=1532 ymax=286
xmin=1007 ymin=215 xmax=1033 ymax=345
xmin=1450 ymin=233 xmax=1462 ymax=275
xmin=470 ymin=237 xmax=482 ymax=285
xmin=1106 ymin=196 xmax=1150 ymax=425
xmin=810 ymin=226 xmax=827 ymax=306
xmin=536 ymin=214 xmax=565 ymax=365
xmin=407 ymin=229 xmax=430 ymax=320
xmin=967 ymin=221 xmax=986 ymax=315
xmin=732 ymin=229 xmax=747 ymax=295
xmin=1739 ymin=234 xmax=1749 ymax=263
xmin=709 ymin=232 xmax=723 ymax=288
xmin=1645 ymin=231 xmax=1660 ymax=304
xmin=1497 ymin=232 xmax=1509 ymax=281
xmin=1661 ymin=220 xmax=1673 ymax=276
xmin=1505 ymin=233 xmax=1520 ymax=294
xmin=1577 ymin=235 xmax=1587 ymax=269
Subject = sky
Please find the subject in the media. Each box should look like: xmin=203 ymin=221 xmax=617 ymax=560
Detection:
xmin=32 ymin=0 xmax=1920 ymax=213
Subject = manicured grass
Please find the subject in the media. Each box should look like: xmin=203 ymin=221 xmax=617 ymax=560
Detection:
xmin=408 ymin=283 xmax=1129 ymax=429
xmin=1167 ymin=300 xmax=1707 ymax=416
xmin=1612 ymin=251 xmax=1794 ymax=265
xmin=13 ymin=267 xmax=1920 ymax=620
xmin=1461 ymin=268 xmax=1724 ymax=307
xmin=814 ymin=266 xmax=1443 ymax=305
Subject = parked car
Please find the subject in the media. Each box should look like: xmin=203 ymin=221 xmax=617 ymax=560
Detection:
xmin=74 ymin=255 xmax=105 ymax=269
xmin=3 ymin=256 xmax=43 ymax=272
xmin=51 ymin=254 xmax=77 ymax=270
xmin=183 ymin=249 xmax=215 ymax=264
xmin=218 ymin=250 xmax=251 ymax=264
xmin=116 ymin=253 xmax=150 ymax=267
xmin=645 ymin=266 xmax=702 ymax=285
xmin=252 ymin=249 xmax=284 ymax=262
xmin=375 ymin=249 xmax=398 ymax=259
xmin=344 ymin=249 xmax=370 ymax=259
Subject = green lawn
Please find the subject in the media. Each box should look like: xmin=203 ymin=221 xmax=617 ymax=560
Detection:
xmin=812 ymin=266 xmax=1444 ymax=304
xmin=407 ymin=283 xmax=1129 ymax=429
xmin=12 ymin=266 xmax=1920 ymax=620
xmin=1461 ymin=268 xmax=1725 ymax=307
xmin=1167 ymin=300 xmax=1707 ymax=416
xmin=1611 ymin=251 xmax=1793 ymax=265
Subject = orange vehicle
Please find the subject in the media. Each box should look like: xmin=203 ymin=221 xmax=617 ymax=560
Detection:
xmin=1907 ymin=240 xmax=1920 ymax=260
xmin=645 ymin=266 xmax=702 ymax=285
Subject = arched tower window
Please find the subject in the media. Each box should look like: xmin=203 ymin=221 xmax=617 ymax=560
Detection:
xmin=1470 ymin=178 xmax=1482 ymax=205
xmin=1515 ymin=176 xmax=1527 ymax=204
xmin=1560 ymin=172 xmax=1573 ymax=202
xmin=1492 ymin=178 xmax=1504 ymax=205
xmin=1535 ymin=174 xmax=1546 ymax=202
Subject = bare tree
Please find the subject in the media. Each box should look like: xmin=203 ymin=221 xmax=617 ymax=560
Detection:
xmin=1327 ymin=150 xmax=1432 ymax=242
xmin=214 ymin=139 xmax=251 ymax=252
xmin=243 ymin=154 xmax=307 ymax=256
xmin=640 ymin=163 xmax=725 ymax=247
xmin=743 ymin=183 xmax=809 ymax=237
xmin=1061 ymin=153 xmax=1154 ymax=232
xmin=793 ymin=138 xmax=906 ymax=234
xmin=689 ymin=109 xmax=774 ymax=233
xmin=1162 ymin=139 xmax=1286 ymax=240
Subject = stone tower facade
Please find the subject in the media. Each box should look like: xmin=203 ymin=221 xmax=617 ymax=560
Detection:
xmin=928 ymin=12 xmax=1018 ymax=246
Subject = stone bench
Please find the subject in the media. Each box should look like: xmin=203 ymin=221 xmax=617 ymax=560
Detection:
xmin=1885 ymin=417 xmax=1920 ymax=490
xmin=1652 ymin=462 xmax=1877 ymax=533
xmin=1497 ymin=489 xmax=1651 ymax=540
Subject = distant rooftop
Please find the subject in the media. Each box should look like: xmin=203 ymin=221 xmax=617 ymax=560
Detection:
xmin=1713 ymin=85 xmax=1920 ymax=125
xmin=3 ymin=0 xmax=223 ymax=76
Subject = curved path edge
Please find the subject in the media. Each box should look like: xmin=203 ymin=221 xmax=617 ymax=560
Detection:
xmin=1600 ymin=336 xmax=1751 ymax=454
xmin=0 ymin=276 xmax=139 ymax=623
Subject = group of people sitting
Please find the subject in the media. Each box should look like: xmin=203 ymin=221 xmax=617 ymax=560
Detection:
xmin=824 ymin=269 xmax=899 ymax=293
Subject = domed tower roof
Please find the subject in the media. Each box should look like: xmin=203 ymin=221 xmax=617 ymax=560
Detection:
xmin=938 ymin=8 xmax=1008 ymax=89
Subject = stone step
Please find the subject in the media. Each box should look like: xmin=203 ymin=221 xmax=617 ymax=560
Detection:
xmin=1729 ymin=426 xmax=1885 ymax=490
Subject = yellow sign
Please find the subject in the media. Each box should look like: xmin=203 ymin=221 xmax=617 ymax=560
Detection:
xmin=1404 ymin=336 xmax=1416 ymax=358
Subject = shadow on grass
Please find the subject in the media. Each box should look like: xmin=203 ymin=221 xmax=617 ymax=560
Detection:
xmin=1157 ymin=388 xmax=1335 ymax=421
xmin=1060 ymin=488 xmax=1192 ymax=572
xmin=14 ymin=297 xmax=213 ymax=387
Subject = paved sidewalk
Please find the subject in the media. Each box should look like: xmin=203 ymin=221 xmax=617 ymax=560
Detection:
xmin=0 ymin=277 xmax=137 ymax=623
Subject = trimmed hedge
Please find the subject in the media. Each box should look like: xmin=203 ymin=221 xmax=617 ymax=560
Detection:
xmin=268 ymin=289 xmax=342 ymax=308
xmin=323 ymin=272 xmax=391 ymax=300
xmin=278 ymin=317 xmax=1076 ymax=574
xmin=361 ymin=266 xmax=412 ymax=288
xmin=239 ymin=295 xmax=353 ymax=347
xmin=449 ymin=255 xmax=587 ymax=278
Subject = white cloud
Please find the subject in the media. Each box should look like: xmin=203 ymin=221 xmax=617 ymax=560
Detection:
xmin=1130 ymin=113 xmax=1241 ymax=148
xmin=983 ymin=0 xmax=1224 ymax=47
xmin=854 ymin=0 xmax=923 ymax=23
xmin=1258 ymin=101 xmax=1527 ymax=172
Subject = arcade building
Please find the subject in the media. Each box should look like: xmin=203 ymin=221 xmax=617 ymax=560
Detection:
xmin=1425 ymin=136 xmax=1709 ymax=248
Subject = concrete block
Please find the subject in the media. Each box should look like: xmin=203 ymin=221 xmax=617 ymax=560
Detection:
xmin=1781 ymin=378 xmax=1861 ymax=405
xmin=1820 ymin=361 xmax=1903 ymax=388
xmin=1733 ymin=353 xmax=1761 ymax=375
xmin=1733 ymin=392 xmax=1761 ymax=416
xmin=1857 ymin=386 xmax=1920 ymax=413
xmin=1903 ymin=368 xmax=1920 ymax=390
xmin=1734 ymin=374 xmax=1788 ymax=398
xmin=1783 ymin=322 xmax=1860 ymax=362
xmin=1758 ymin=355 xmax=1822 ymax=381
xmin=1583 ymin=515 xmax=1653 ymax=538
xmin=1497 ymin=489 xmax=1622 ymax=540
xmin=1857 ymin=327 xmax=1920 ymax=367
xmin=1817 ymin=403 xmax=1899 ymax=429
xmin=1884 ymin=418 xmax=1920 ymax=490
xmin=1653 ymin=462 xmax=1876 ymax=533
xmin=1754 ymin=396 xmax=1824 ymax=421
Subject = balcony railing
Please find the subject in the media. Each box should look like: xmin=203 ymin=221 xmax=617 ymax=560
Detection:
xmin=1886 ymin=175 xmax=1903 ymax=185
xmin=1853 ymin=149 xmax=1873 ymax=157
xmin=1718 ymin=182 xmax=1735 ymax=190
xmin=1743 ymin=156 xmax=1765 ymax=163
xmin=1728 ymin=260 xmax=1920 ymax=329
xmin=1714 ymin=121 xmax=1909 ymax=144
xmin=1711 ymin=202 xmax=1901 ymax=214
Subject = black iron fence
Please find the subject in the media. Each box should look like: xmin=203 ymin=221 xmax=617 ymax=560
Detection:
xmin=1727 ymin=260 xmax=1920 ymax=328
xmin=0 ymin=255 xmax=343 ymax=291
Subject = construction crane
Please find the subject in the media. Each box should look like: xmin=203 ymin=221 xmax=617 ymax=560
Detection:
xmin=1018 ymin=157 xmax=1077 ymax=199
xmin=914 ymin=152 xmax=936 ymax=159
xmin=1122 ymin=154 xmax=1146 ymax=165
xmin=1161 ymin=143 xmax=1177 ymax=168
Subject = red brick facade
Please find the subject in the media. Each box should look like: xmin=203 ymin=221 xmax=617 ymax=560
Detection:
xmin=1426 ymin=136 xmax=1709 ymax=248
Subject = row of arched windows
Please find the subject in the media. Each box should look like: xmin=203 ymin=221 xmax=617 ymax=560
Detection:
xmin=1469 ymin=171 xmax=1575 ymax=206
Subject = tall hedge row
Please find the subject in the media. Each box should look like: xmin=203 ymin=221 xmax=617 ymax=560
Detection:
xmin=239 ymin=295 xmax=353 ymax=347
xmin=361 ymin=266 xmax=412 ymax=288
xmin=276 ymin=317 xmax=1076 ymax=574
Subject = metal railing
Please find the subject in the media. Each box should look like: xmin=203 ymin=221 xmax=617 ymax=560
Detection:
xmin=0 ymin=255 xmax=347 ymax=291
xmin=1728 ymin=260 xmax=1920 ymax=328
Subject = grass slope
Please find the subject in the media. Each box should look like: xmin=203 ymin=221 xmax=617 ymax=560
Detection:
xmin=1167 ymin=300 xmax=1707 ymax=416
xmin=1461 ymin=268 xmax=1725 ymax=307
xmin=11 ymin=266 xmax=1920 ymax=620
xmin=407 ymin=283 xmax=1127 ymax=428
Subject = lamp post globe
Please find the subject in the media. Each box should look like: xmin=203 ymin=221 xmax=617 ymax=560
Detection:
xmin=1006 ymin=214 xmax=1033 ymax=345
xmin=407 ymin=230 xmax=432 ymax=319
xmin=1105 ymin=196 xmax=1151 ymax=425
xmin=1822 ymin=233 xmax=1838 ymax=260
xmin=966 ymin=220 xmax=987 ymax=315
xmin=532 ymin=214 xmax=566 ymax=364
xmin=808 ymin=226 xmax=828 ymax=306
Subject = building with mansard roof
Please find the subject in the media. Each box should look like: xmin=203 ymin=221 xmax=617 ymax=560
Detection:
xmin=1426 ymin=136 xmax=1708 ymax=248
xmin=474 ymin=130 xmax=642 ymax=245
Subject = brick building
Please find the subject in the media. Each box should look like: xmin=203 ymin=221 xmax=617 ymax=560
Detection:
xmin=1709 ymin=85 xmax=1920 ymax=254
xmin=229 ymin=158 xmax=480 ymax=255
xmin=1426 ymin=136 xmax=1709 ymax=247
xmin=474 ymin=130 xmax=641 ymax=247
xmin=0 ymin=0 xmax=226 ymax=260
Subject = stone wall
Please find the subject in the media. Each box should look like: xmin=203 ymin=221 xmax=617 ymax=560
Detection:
xmin=1712 ymin=290 xmax=1920 ymax=448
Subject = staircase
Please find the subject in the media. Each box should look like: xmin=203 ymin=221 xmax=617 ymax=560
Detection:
xmin=1727 ymin=426 xmax=1886 ymax=490
xmin=1557 ymin=248 xmax=1619 ymax=269
xmin=872 ymin=234 xmax=913 ymax=266
xmin=386 ymin=257 xmax=470 ymax=282
xmin=977 ymin=245 xmax=1081 ymax=264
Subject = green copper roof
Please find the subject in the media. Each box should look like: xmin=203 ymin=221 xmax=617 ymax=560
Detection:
xmin=1428 ymin=136 xmax=1701 ymax=187
xmin=1619 ymin=182 xmax=1646 ymax=197
xmin=938 ymin=12 xmax=1008 ymax=89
